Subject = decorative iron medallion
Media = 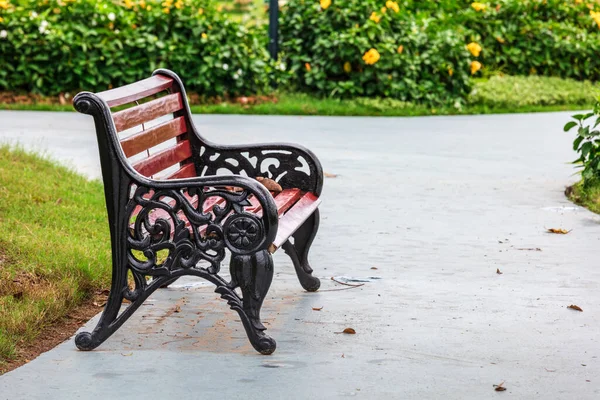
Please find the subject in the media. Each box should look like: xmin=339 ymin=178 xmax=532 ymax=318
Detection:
xmin=224 ymin=213 xmax=264 ymax=254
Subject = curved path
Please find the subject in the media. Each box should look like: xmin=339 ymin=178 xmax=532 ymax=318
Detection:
xmin=0 ymin=111 xmax=598 ymax=399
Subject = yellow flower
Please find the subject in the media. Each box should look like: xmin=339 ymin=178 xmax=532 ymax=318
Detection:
xmin=343 ymin=61 xmax=352 ymax=73
xmin=381 ymin=6 xmax=387 ymax=13
xmin=386 ymin=1 xmax=399 ymax=13
xmin=470 ymin=60 xmax=482 ymax=75
xmin=397 ymin=45 xmax=403 ymax=54
xmin=591 ymin=10 xmax=600 ymax=27
xmin=466 ymin=42 xmax=482 ymax=57
xmin=496 ymin=36 xmax=505 ymax=44
xmin=198 ymin=8 xmax=204 ymax=14
xmin=124 ymin=0 xmax=134 ymax=8
xmin=305 ymin=63 xmax=311 ymax=71
xmin=448 ymin=67 xmax=453 ymax=76
xmin=0 ymin=0 xmax=9 ymax=10
xmin=146 ymin=5 xmax=152 ymax=11
xmin=175 ymin=0 xmax=183 ymax=9
xmin=369 ymin=12 xmax=381 ymax=23
xmin=471 ymin=2 xmax=486 ymax=12
xmin=163 ymin=7 xmax=170 ymax=13
xmin=139 ymin=0 xmax=146 ymax=8
xmin=53 ymin=7 xmax=60 ymax=13
xmin=108 ymin=22 xmax=114 ymax=30
xmin=201 ymin=32 xmax=207 ymax=39
xmin=320 ymin=0 xmax=331 ymax=10
xmin=362 ymin=48 xmax=380 ymax=65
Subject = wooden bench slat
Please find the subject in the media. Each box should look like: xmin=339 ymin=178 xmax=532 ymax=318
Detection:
xmin=98 ymin=75 xmax=174 ymax=107
xmin=161 ymin=163 xmax=197 ymax=180
xmin=270 ymin=192 xmax=322 ymax=252
xmin=121 ymin=116 xmax=187 ymax=158
xmin=273 ymin=189 xmax=304 ymax=216
xmin=113 ymin=93 xmax=183 ymax=132
xmin=132 ymin=140 xmax=192 ymax=177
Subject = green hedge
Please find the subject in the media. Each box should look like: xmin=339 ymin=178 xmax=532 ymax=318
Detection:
xmin=0 ymin=0 xmax=285 ymax=96
xmin=280 ymin=0 xmax=473 ymax=105
xmin=457 ymin=0 xmax=600 ymax=81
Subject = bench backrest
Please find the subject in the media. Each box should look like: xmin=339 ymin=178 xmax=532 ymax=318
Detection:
xmin=95 ymin=73 xmax=197 ymax=180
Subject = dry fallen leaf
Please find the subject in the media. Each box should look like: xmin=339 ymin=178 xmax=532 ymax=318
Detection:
xmin=342 ymin=328 xmax=356 ymax=334
xmin=324 ymin=172 xmax=338 ymax=178
xmin=567 ymin=304 xmax=583 ymax=312
xmin=371 ymin=267 xmax=378 ymax=270
xmin=496 ymin=268 xmax=503 ymax=275
xmin=493 ymin=381 xmax=506 ymax=391
xmin=312 ymin=306 xmax=323 ymax=311
xmin=121 ymin=352 xmax=133 ymax=356
xmin=255 ymin=176 xmax=283 ymax=193
xmin=174 ymin=305 xmax=181 ymax=313
xmin=547 ymin=228 xmax=571 ymax=234
xmin=341 ymin=353 xmax=345 ymax=358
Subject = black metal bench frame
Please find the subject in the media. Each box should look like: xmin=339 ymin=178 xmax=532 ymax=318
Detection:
xmin=73 ymin=69 xmax=323 ymax=355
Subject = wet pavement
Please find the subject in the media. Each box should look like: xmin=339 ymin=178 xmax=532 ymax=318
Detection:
xmin=1 ymin=111 xmax=599 ymax=399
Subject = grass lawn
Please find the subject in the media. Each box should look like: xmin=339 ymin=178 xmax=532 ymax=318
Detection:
xmin=0 ymin=147 xmax=110 ymax=370
xmin=1 ymin=75 xmax=598 ymax=116
xmin=566 ymin=180 xmax=600 ymax=214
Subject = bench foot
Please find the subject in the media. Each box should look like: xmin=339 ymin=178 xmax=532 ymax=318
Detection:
xmin=75 ymin=268 xmax=150 ymax=351
xmin=227 ymin=249 xmax=276 ymax=355
xmin=282 ymin=209 xmax=321 ymax=292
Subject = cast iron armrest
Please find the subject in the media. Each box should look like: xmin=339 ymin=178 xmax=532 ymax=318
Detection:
xmin=127 ymin=173 xmax=279 ymax=258
xmin=195 ymin=142 xmax=324 ymax=197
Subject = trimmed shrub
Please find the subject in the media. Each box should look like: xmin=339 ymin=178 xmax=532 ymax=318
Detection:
xmin=0 ymin=0 xmax=286 ymax=96
xmin=458 ymin=0 xmax=600 ymax=81
xmin=280 ymin=0 xmax=474 ymax=105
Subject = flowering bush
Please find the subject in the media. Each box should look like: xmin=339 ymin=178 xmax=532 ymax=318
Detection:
xmin=454 ymin=0 xmax=600 ymax=80
xmin=280 ymin=0 xmax=473 ymax=105
xmin=0 ymin=0 xmax=286 ymax=96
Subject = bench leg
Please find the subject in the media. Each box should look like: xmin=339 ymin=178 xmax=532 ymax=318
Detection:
xmin=282 ymin=209 xmax=321 ymax=292
xmin=228 ymin=250 xmax=276 ymax=355
xmin=75 ymin=266 xmax=148 ymax=351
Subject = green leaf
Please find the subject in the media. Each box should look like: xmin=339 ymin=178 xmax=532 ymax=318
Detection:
xmin=564 ymin=121 xmax=578 ymax=132
xmin=573 ymin=136 xmax=584 ymax=151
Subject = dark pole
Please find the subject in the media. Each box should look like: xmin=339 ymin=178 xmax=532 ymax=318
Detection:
xmin=268 ymin=0 xmax=278 ymax=60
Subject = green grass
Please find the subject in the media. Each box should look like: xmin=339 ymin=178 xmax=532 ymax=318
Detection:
xmin=0 ymin=147 xmax=109 ymax=367
xmin=1 ymin=75 xmax=598 ymax=116
xmin=567 ymin=179 xmax=600 ymax=214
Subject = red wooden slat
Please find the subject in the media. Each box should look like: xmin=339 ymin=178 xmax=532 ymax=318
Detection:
xmin=113 ymin=93 xmax=183 ymax=132
xmin=98 ymin=75 xmax=173 ymax=107
xmin=272 ymin=189 xmax=303 ymax=216
xmin=121 ymin=117 xmax=187 ymax=157
xmin=270 ymin=192 xmax=321 ymax=252
xmin=132 ymin=140 xmax=192 ymax=177
xmin=161 ymin=163 xmax=197 ymax=180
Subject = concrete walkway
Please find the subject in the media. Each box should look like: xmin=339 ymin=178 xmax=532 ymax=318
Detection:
xmin=0 ymin=111 xmax=599 ymax=399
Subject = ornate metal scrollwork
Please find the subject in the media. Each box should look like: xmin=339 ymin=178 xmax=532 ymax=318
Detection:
xmin=198 ymin=146 xmax=319 ymax=194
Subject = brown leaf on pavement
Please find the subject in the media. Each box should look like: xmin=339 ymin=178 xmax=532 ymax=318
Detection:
xmin=324 ymin=172 xmax=338 ymax=178
xmin=547 ymin=228 xmax=571 ymax=234
xmin=496 ymin=268 xmax=503 ymax=275
xmin=342 ymin=328 xmax=356 ymax=334
xmin=567 ymin=304 xmax=583 ymax=312
xmin=493 ymin=381 xmax=506 ymax=391
xmin=312 ymin=306 xmax=323 ymax=311
xmin=174 ymin=305 xmax=181 ymax=313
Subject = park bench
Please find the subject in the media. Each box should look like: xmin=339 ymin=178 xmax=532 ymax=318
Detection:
xmin=73 ymin=69 xmax=323 ymax=355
